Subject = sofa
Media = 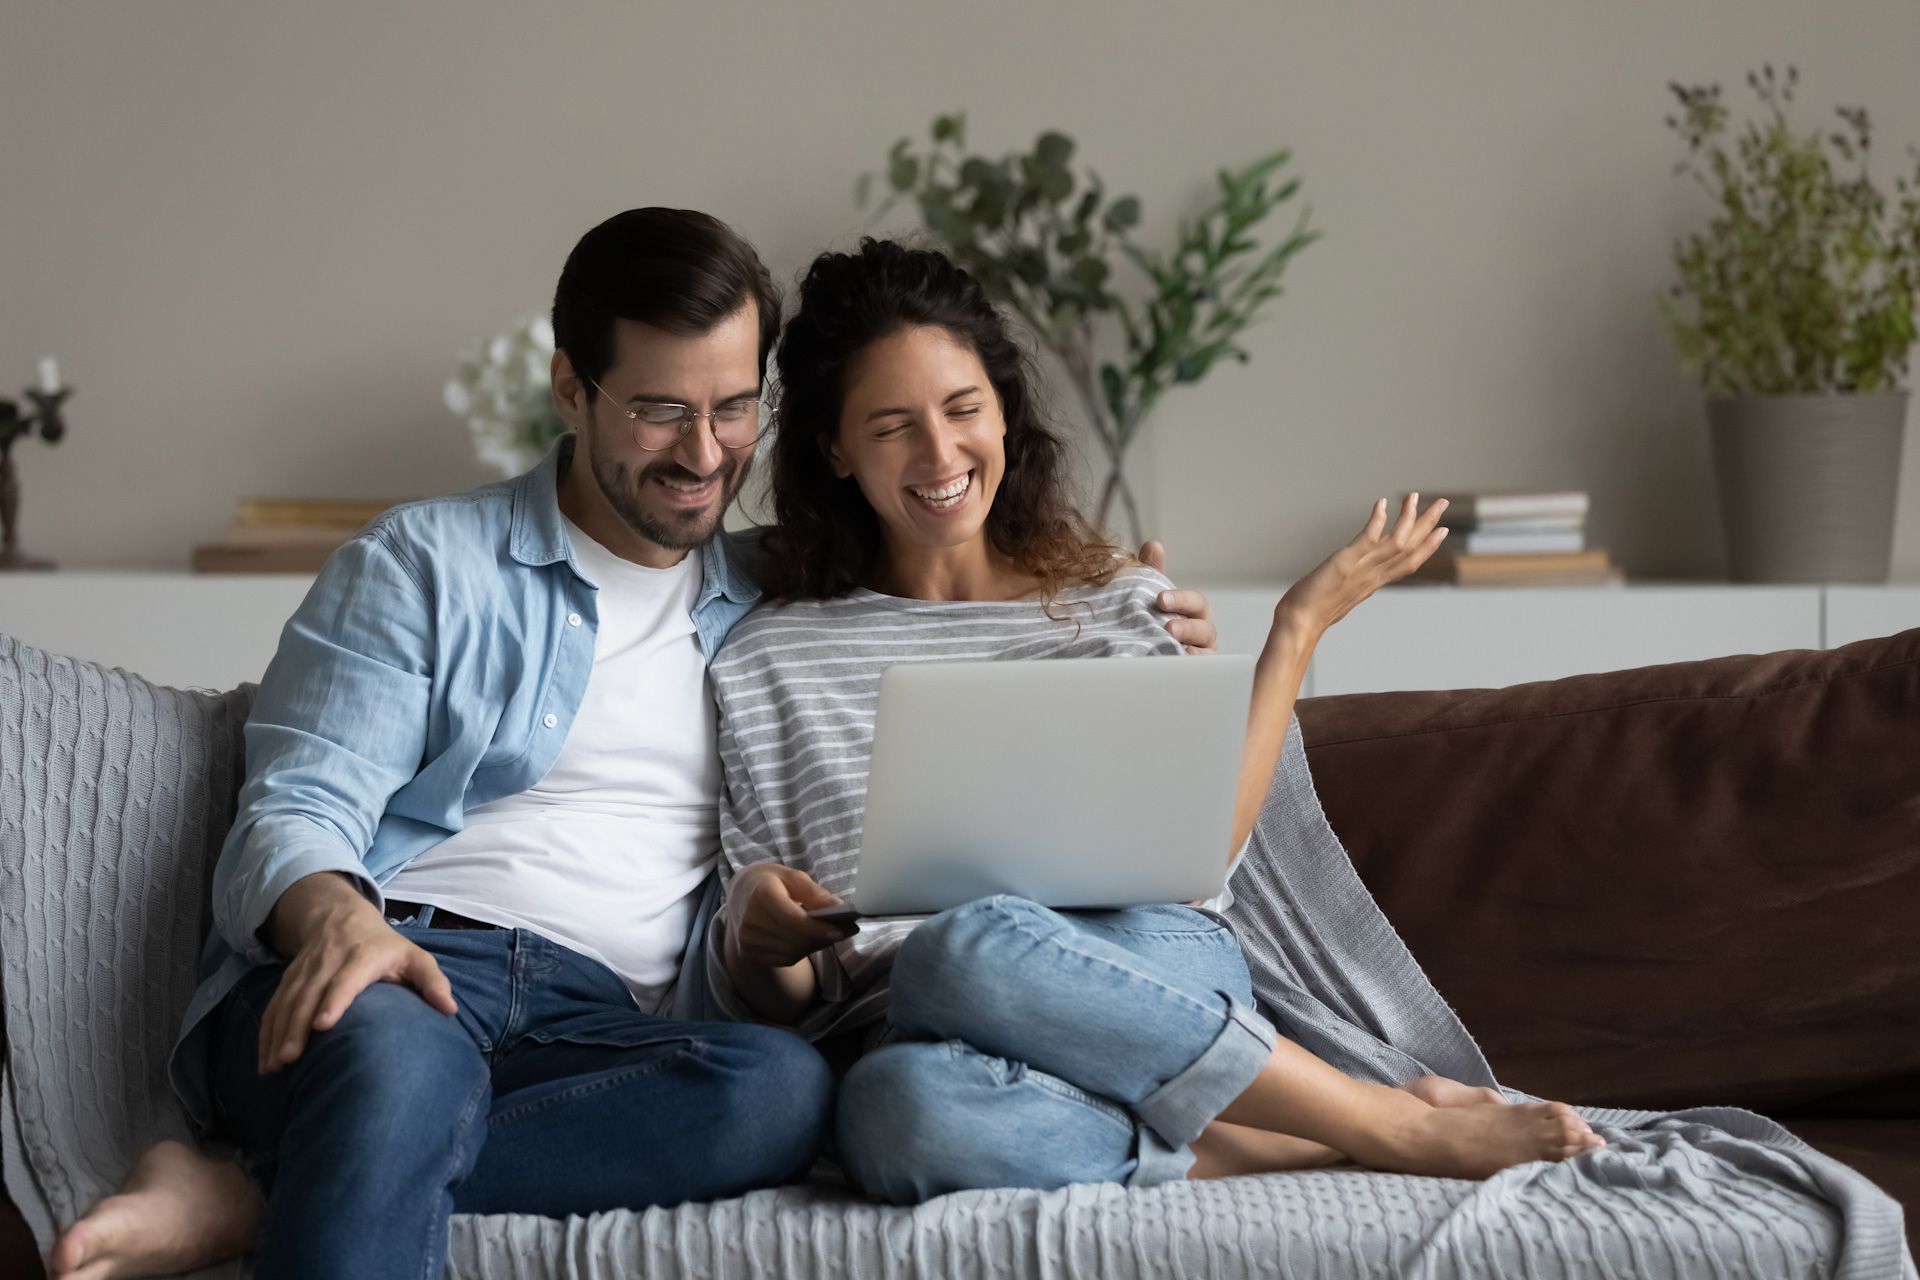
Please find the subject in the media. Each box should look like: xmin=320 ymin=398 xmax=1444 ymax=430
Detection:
xmin=2 ymin=625 xmax=1915 ymax=1276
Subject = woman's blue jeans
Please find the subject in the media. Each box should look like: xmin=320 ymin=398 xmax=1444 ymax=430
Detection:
xmin=206 ymin=915 xmax=833 ymax=1280
xmin=835 ymin=896 xmax=1277 ymax=1204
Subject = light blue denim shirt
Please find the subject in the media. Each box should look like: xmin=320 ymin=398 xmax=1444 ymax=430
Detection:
xmin=169 ymin=433 xmax=761 ymax=1127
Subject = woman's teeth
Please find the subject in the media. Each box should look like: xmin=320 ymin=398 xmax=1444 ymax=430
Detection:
xmin=908 ymin=473 xmax=971 ymax=510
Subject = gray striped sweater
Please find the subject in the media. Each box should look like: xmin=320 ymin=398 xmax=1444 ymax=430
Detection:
xmin=706 ymin=566 xmax=1226 ymax=1041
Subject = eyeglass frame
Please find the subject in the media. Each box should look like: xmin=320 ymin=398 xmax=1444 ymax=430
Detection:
xmin=580 ymin=374 xmax=768 ymax=453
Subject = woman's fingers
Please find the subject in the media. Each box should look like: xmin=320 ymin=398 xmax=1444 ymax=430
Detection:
xmin=1392 ymin=492 xmax=1422 ymax=545
xmin=1382 ymin=526 xmax=1450 ymax=582
xmin=1360 ymin=498 xmax=1389 ymax=542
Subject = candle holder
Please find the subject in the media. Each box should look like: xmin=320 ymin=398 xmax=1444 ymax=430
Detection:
xmin=0 ymin=385 xmax=70 ymax=571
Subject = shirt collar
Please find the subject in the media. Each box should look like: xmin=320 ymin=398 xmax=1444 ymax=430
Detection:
xmin=508 ymin=433 xmax=762 ymax=607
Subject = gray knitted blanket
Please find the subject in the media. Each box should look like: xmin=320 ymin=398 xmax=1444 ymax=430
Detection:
xmin=2 ymin=633 xmax=1911 ymax=1279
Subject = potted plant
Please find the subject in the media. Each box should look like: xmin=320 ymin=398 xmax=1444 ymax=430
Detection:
xmin=861 ymin=115 xmax=1317 ymax=545
xmin=1663 ymin=65 xmax=1920 ymax=581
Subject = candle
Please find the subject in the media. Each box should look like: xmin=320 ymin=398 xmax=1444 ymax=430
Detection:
xmin=36 ymin=357 xmax=60 ymax=394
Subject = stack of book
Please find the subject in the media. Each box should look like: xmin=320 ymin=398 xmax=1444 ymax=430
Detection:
xmin=192 ymin=497 xmax=407 ymax=573
xmin=1404 ymin=491 xmax=1622 ymax=587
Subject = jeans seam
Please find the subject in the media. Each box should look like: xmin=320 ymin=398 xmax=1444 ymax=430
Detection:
xmin=988 ymin=907 xmax=1234 ymax=1029
xmin=499 ymin=934 xmax=527 ymax=1064
xmin=484 ymin=1041 xmax=703 ymax=1129
xmin=994 ymin=1063 xmax=1135 ymax=1137
xmin=421 ymin=1056 xmax=491 ymax=1280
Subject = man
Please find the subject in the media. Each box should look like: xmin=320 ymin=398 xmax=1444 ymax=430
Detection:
xmin=49 ymin=208 xmax=1219 ymax=1280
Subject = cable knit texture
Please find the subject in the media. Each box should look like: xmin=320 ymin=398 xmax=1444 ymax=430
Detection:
xmin=1 ymin=632 xmax=1910 ymax=1279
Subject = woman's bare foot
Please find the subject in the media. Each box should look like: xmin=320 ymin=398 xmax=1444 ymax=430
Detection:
xmin=1361 ymin=1099 xmax=1605 ymax=1180
xmin=48 ymin=1140 xmax=260 ymax=1280
xmin=1189 ymin=1119 xmax=1347 ymax=1178
xmin=1402 ymin=1075 xmax=1506 ymax=1108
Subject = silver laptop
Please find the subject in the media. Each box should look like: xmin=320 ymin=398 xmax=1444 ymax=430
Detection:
xmin=817 ymin=655 xmax=1256 ymax=920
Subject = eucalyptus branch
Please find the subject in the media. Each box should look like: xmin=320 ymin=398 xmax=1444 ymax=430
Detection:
xmin=859 ymin=116 xmax=1316 ymax=539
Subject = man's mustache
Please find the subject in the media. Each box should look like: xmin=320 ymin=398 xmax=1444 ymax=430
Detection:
xmin=640 ymin=460 xmax=737 ymax=489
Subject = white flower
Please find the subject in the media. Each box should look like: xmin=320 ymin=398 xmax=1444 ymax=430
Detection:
xmin=450 ymin=313 xmax=571 ymax=478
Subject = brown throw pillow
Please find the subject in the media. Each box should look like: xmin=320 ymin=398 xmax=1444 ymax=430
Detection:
xmin=1296 ymin=627 xmax=1920 ymax=1115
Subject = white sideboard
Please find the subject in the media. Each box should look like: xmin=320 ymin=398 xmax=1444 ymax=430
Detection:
xmin=0 ymin=572 xmax=315 ymax=693
xmin=1198 ymin=581 xmax=1918 ymax=698
xmin=1 ymin=572 xmax=1916 ymax=698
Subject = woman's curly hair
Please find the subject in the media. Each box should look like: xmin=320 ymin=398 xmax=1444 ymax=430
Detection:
xmin=758 ymin=238 xmax=1126 ymax=601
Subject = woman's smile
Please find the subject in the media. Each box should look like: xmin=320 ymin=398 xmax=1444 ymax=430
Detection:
xmin=906 ymin=470 xmax=974 ymax=514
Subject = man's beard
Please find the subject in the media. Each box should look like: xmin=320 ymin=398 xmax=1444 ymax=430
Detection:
xmin=588 ymin=427 xmax=748 ymax=551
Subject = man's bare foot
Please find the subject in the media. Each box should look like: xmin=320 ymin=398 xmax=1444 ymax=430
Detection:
xmin=1360 ymin=1099 xmax=1605 ymax=1180
xmin=48 ymin=1140 xmax=260 ymax=1280
xmin=1402 ymin=1074 xmax=1506 ymax=1108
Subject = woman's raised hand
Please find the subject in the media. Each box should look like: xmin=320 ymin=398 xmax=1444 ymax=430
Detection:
xmin=1277 ymin=494 xmax=1450 ymax=636
xmin=725 ymin=861 xmax=857 ymax=972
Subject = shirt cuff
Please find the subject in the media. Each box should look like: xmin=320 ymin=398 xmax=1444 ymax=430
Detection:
xmin=219 ymin=831 xmax=380 ymax=966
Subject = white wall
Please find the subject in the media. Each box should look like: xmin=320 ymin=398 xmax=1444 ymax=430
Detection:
xmin=4 ymin=0 xmax=1918 ymax=583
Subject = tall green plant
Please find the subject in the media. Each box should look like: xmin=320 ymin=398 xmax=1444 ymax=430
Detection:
xmin=1662 ymin=65 xmax=1920 ymax=396
xmin=860 ymin=114 xmax=1318 ymax=540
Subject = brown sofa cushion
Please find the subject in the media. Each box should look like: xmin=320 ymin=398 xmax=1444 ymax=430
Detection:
xmin=1296 ymin=626 xmax=1920 ymax=1116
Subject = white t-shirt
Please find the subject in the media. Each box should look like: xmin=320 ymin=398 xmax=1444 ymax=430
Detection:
xmin=384 ymin=516 xmax=721 ymax=1011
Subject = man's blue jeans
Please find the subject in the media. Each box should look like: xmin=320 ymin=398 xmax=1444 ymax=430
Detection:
xmin=206 ymin=912 xmax=833 ymax=1280
xmin=835 ymin=896 xmax=1277 ymax=1204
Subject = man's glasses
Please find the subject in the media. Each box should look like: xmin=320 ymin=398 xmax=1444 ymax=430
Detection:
xmin=583 ymin=376 xmax=767 ymax=453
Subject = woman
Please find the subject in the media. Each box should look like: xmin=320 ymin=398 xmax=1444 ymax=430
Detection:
xmin=709 ymin=238 xmax=1604 ymax=1204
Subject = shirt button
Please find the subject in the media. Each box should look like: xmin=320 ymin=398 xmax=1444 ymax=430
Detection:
xmin=567 ymin=612 xmax=581 ymax=627
xmin=543 ymin=713 xmax=558 ymax=729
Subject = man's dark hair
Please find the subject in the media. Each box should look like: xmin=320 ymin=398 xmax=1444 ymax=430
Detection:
xmin=551 ymin=208 xmax=781 ymax=397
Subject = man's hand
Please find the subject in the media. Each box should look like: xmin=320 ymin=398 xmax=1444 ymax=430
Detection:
xmin=1138 ymin=540 xmax=1218 ymax=655
xmin=724 ymin=862 xmax=856 ymax=974
xmin=256 ymin=872 xmax=457 ymax=1074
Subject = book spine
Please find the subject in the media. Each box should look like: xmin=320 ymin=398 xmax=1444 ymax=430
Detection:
xmin=1435 ymin=494 xmax=1591 ymax=529
xmin=1461 ymin=531 xmax=1587 ymax=555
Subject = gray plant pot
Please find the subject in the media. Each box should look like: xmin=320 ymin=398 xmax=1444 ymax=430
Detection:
xmin=1706 ymin=392 xmax=1909 ymax=583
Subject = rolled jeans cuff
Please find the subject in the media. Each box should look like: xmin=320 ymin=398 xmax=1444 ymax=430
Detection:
xmin=1135 ymin=998 xmax=1276 ymax=1154
xmin=1128 ymin=1127 xmax=1197 ymax=1187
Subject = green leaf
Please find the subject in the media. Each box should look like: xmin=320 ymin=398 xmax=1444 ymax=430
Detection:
xmin=1035 ymin=131 xmax=1075 ymax=169
xmin=932 ymin=114 xmax=960 ymax=143
xmin=1012 ymin=246 xmax=1049 ymax=285
xmin=1068 ymin=257 xmax=1110 ymax=289
xmin=889 ymin=154 xmax=920 ymax=192
xmin=1073 ymin=187 xmax=1101 ymax=226
xmin=855 ymin=172 xmax=873 ymax=209
xmin=1036 ymin=164 xmax=1073 ymax=202
xmin=1104 ymin=195 xmax=1142 ymax=231
xmin=969 ymin=182 xmax=1008 ymax=229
